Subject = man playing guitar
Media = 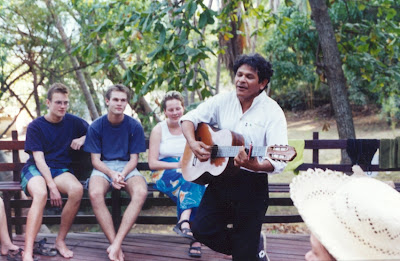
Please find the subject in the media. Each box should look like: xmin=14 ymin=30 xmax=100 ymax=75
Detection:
xmin=180 ymin=53 xmax=289 ymax=261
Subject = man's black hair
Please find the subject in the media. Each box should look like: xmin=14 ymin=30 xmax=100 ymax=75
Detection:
xmin=233 ymin=53 xmax=274 ymax=90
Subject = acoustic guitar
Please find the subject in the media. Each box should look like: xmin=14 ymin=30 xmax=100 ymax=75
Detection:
xmin=181 ymin=123 xmax=297 ymax=185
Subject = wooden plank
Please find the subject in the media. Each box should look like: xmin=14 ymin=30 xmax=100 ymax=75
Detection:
xmin=269 ymin=197 xmax=293 ymax=206
xmin=296 ymin=163 xmax=400 ymax=172
xmin=10 ymin=232 xmax=310 ymax=261
xmin=0 ymin=181 xmax=22 ymax=191
xmin=0 ymin=162 xmax=24 ymax=171
xmin=0 ymin=140 xmax=25 ymax=150
xmin=263 ymin=215 xmax=303 ymax=223
xmin=305 ymin=139 xmax=348 ymax=149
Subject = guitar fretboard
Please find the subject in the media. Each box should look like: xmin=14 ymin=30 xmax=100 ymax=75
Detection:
xmin=213 ymin=146 xmax=267 ymax=158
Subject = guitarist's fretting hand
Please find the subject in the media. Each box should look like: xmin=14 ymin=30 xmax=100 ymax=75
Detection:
xmin=234 ymin=146 xmax=275 ymax=172
xmin=234 ymin=146 xmax=253 ymax=168
xmin=189 ymin=140 xmax=211 ymax=162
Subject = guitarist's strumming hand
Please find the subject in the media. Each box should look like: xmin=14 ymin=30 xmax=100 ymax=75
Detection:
xmin=188 ymin=140 xmax=211 ymax=162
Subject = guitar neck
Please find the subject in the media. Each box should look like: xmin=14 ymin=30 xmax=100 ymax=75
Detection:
xmin=215 ymin=146 xmax=267 ymax=158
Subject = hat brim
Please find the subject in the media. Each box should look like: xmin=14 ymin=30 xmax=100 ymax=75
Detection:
xmin=290 ymin=169 xmax=400 ymax=260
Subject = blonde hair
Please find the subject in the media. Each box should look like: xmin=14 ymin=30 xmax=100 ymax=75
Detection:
xmin=47 ymin=83 xmax=69 ymax=100
xmin=161 ymin=91 xmax=184 ymax=111
xmin=105 ymin=84 xmax=131 ymax=101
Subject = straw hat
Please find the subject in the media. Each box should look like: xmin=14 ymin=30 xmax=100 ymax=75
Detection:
xmin=290 ymin=168 xmax=400 ymax=260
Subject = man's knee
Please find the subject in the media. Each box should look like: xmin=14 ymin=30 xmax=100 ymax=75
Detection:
xmin=89 ymin=187 xmax=105 ymax=204
xmin=130 ymin=181 xmax=147 ymax=202
xmin=30 ymin=188 xmax=48 ymax=207
xmin=68 ymin=183 xmax=84 ymax=201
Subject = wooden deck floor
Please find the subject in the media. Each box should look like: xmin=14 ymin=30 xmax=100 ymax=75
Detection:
xmin=4 ymin=232 xmax=310 ymax=261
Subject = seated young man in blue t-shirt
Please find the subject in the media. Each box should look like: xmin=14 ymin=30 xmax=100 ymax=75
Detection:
xmin=21 ymin=83 xmax=88 ymax=261
xmin=84 ymin=84 xmax=147 ymax=261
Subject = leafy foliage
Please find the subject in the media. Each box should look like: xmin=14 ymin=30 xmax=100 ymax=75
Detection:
xmin=262 ymin=1 xmax=400 ymax=125
xmin=74 ymin=0 xmax=217 ymax=103
xmin=330 ymin=1 xmax=400 ymax=124
xmin=264 ymin=6 xmax=325 ymax=111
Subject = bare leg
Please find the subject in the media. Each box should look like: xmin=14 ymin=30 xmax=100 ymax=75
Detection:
xmin=23 ymin=176 xmax=48 ymax=261
xmin=0 ymin=197 xmax=19 ymax=255
xmin=179 ymin=209 xmax=192 ymax=235
xmin=107 ymin=176 xmax=147 ymax=261
xmin=89 ymin=177 xmax=118 ymax=251
xmin=179 ymin=209 xmax=201 ymax=256
xmin=53 ymin=173 xmax=83 ymax=258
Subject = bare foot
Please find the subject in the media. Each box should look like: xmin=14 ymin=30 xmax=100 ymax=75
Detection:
xmin=107 ymin=244 xmax=124 ymax=261
xmin=23 ymin=251 xmax=34 ymax=261
xmin=1 ymin=242 xmax=20 ymax=255
xmin=55 ymin=240 xmax=73 ymax=258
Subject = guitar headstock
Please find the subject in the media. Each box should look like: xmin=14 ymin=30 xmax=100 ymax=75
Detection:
xmin=266 ymin=145 xmax=297 ymax=162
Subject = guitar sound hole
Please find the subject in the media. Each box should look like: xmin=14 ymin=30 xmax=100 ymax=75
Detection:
xmin=211 ymin=145 xmax=218 ymax=159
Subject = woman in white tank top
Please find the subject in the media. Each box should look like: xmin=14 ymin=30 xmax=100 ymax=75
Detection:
xmin=148 ymin=91 xmax=205 ymax=258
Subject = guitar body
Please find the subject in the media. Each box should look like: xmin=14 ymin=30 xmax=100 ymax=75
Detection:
xmin=181 ymin=123 xmax=244 ymax=185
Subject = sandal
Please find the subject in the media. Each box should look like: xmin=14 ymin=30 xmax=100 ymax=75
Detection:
xmin=33 ymin=238 xmax=58 ymax=257
xmin=188 ymin=240 xmax=202 ymax=258
xmin=7 ymin=248 xmax=38 ymax=261
xmin=173 ymin=219 xmax=195 ymax=240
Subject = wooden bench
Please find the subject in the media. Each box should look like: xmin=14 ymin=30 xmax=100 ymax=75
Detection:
xmin=3 ymin=130 xmax=398 ymax=239
xmin=0 ymin=130 xmax=301 ymax=240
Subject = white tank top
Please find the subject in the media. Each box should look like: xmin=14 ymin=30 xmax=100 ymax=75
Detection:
xmin=158 ymin=120 xmax=186 ymax=159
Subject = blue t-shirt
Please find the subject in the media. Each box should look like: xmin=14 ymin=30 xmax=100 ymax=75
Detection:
xmin=25 ymin=113 xmax=89 ymax=169
xmin=84 ymin=114 xmax=146 ymax=161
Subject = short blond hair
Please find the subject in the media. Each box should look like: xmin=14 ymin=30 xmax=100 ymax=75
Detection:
xmin=47 ymin=83 xmax=69 ymax=100
xmin=161 ymin=91 xmax=184 ymax=111
xmin=105 ymin=84 xmax=131 ymax=101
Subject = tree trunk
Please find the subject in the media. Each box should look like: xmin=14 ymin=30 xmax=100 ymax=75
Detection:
xmin=31 ymin=65 xmax=41 ymax=117
xmin=308 ymin=0 xmax=355 ymax=163
xmin=46 ymin=0 xmax=99 ymax=120
xmin=215 ymin=53 xmax=221 ymax=94
xmin=83 ymin=70 xmax=102 ymax=115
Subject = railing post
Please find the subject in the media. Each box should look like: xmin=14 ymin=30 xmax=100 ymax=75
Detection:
xmin=11 ymin=131 xmax=21 ymax=182
xmin=3 ymin=191 xmax=13 ymax=239
xmin=312 ymin=132 xmax=319 ymax=165
xmin=11 ymin=130 xmax=22 ymax=234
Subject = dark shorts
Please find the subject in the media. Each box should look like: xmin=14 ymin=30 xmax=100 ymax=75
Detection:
xmin=21 ymin=165 xmax=71 ymax=196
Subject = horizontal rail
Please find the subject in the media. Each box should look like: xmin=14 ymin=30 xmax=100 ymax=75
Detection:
xmin=0 ymin=140 xmax=25 ymax=150
xmin=304 ymin=139 xmax=348 ymax=149
xmin=11 ymin=214 xmax=303 ymax=225
xmin=263 ymin=215 xmax=303 ymax=223
xmin=297 ymin=164 xmax=400 ymax=172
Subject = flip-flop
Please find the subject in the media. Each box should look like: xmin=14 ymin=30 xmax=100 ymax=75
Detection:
xmin=33 ymin=238 xmax=58 ymax=257
xmin=173 ymin=219 xmax=195 ymax=240
xmin=188 ymin=240 xmax=202 ymax=258
xmin=7 ymin=248 xmax=23 ymax=261
xmin=7 ymin=248 xmax=38 ymax=261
